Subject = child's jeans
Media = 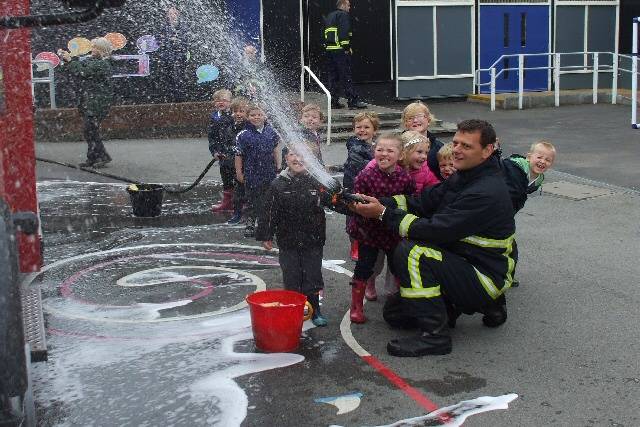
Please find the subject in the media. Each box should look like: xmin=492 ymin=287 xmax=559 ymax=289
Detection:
xmin=279 ymin=246 xmax=324 ymax=294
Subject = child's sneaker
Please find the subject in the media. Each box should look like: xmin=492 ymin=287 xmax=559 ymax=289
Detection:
xmin=227 ymin=212 xmax=242 ymax=224
xmin=312 ymin=313 xmax=328 ymax=327
xmin=244 ymin=225 xmax=255 ymax=237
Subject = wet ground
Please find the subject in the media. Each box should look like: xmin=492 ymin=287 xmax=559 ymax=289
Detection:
xmin=31 ymin=102 xmax=640 ymax=426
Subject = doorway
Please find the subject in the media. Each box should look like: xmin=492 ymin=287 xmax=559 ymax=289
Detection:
xmin=479 ymin=4 xmax=550 ymax=93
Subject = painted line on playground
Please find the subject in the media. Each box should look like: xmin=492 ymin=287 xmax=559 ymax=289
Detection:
xmin=334 ymin=267 xmax=442 ymax=414
xmin=29 ymin=242 xmax=442 ymax=413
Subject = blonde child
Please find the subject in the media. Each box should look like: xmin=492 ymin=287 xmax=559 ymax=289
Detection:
xmin=343 ymin=111 xmax=379 ymax=261
xmin=437 ymin=142 xmax=456 ymax=180
xmin=347 ymin=133 xmax=415 ymax=323
xmin=503 ymin=141 xmax=556 ymax=213
xmin=360 ymin=131 xmax=439 ymax=301
xmin=301 ymin=103 xmax=324 ymax=158
xmin=209 ymin=89 xmax=235 ymax=212
xmin=401 ymin=101 xmax=445 ymax=180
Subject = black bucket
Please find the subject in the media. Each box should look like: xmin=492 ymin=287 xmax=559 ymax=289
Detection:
xmin=126 ymin=184 xmax=164 ymax=217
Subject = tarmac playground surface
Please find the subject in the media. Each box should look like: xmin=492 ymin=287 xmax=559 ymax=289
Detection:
xmin=31 ymin=102 xmax=640 ymax=426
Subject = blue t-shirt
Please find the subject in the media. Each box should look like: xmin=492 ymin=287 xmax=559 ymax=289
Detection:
xmin=235 ymin=123 xmax=279 ymax=188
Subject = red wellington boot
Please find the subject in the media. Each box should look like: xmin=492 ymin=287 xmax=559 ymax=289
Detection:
xmin=211 ymin=190 xmax=234 ymax=212
xmin=350 ymin=240 xmax=359 ymax=261
xmin=364 ymin=276 xmax=378 ymax=301
xmin=350 ymin=280 xmax=367 ymax=324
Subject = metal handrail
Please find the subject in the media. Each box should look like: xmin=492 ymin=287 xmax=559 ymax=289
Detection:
xmin=300 ymin=65 xmax=332 ymax=145
xmin=474 ymin=51 xmax=638 ymax=112
xmin=31 ymin=59 xmax=56 ymax=108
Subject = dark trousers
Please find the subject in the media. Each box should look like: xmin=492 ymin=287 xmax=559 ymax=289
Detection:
xmin=384 ymin=240 xmax=498 ymax=333
xmin=278 ymin=246 xmax=324 ymax=294
xmin=233 ymin=180 xmax=245 ymax=212
xmin=353 ymin=243 xmax=395 ymax=281
xmin=219 ymin=160 xmax=236 ymax=190
xmin=82 ymin=114 xmax=110 ymax=163
xmin=326 ymin=50 xmax=359 ymax=104
xmin=245 ymin=183 xmax=270 ymax=226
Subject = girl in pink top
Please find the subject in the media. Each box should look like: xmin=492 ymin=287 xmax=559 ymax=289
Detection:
xmin=400 ymin=131 xmax=440 ymax=194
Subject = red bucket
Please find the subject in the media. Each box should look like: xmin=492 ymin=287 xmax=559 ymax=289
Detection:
xmin=246 ymin=290 xmax=313 ymax=353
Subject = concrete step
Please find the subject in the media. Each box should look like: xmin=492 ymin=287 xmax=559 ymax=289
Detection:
xmin=327 ymin=121 xmax=457 ymax=144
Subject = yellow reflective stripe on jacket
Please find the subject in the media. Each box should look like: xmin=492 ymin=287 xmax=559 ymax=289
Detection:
xmin=461 ymin=234 xmax=514 ymax=249
xmin=393 ymin=195 xmax=407 ymax=211
xmin=398 ymin=214 xmax=418 ymax=237
xmin=406 ymin=245 xmax=442 ymax=299
xmin=340 ymin=40 xmax=350 ymax=45
xmin=401 ymin=285 xmax=441 ymax=299
xmin=324 ymin=27 xmax=343 ymax=50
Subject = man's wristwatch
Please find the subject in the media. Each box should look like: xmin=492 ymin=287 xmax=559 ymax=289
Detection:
xmin=378 ymin=207 xmax=386 ymax=221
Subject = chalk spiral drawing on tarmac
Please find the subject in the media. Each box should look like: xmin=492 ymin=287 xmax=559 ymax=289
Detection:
xmin=28 ymin=242 xmax=516 ymax=425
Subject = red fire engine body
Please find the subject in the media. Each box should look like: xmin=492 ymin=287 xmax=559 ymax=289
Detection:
xmin=0 ymin=0 xmax=42 ymax=273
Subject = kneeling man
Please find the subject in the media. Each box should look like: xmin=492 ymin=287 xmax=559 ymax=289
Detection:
xmin=352 ymin=119 xmax=516 ymax=357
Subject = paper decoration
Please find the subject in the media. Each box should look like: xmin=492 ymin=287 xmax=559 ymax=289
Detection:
xmin=196 ymin=64 xmax=220 ymax=83
xmin=68 ymin=37 xmax=92 ymax=56
xmin=136 ymin=35 xmax=159 ymax=53
xmin=34 ymin=52 xmax=61 ymax=71
xmin=105 ymin=32 xmax=127 ymax=50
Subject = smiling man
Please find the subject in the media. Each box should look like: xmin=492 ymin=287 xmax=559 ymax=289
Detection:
xmin=351 ymin=119 xmax=516 ymax=357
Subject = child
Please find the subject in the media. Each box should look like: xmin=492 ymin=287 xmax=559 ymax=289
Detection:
xmin=220 ymin=97 xmax=249 ymax=224
xmin=437 ymin=142 xmax=456 ymax=180
xmin=399 ymin=131 xmax=440 ymax=194
xmin=343 ymin=111 xmax=379 ymax=261
xmin=208 ymin=89 xmax=234 ymax=212
xmin=300 ymin=103 xmax=325 ymax=163
xmin=503 ymin=141 xmax=556 ymax=213
xmin=234 ymin=104 xmax=281 ymax=237
xmin=347 ymin=133 xmax=415 ymax=324
xmin=256 ymin=141 xmax=330 ymax=327
xmin=401 ymin=101 xmax=445 ymax=180
xmin=360 ymin=131 xmax=439 ymax=301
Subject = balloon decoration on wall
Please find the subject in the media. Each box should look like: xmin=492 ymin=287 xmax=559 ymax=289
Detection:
xmin=136 ymin=35 xmax=160 ymax=53
xmin=104 ymin=32 xmax=127 ymax=50
xmin=67 ymin=37 xmax=92 ymax=56
xmin=34 ymin=52 xmax=61 ymax=71
xmin=196 ymin=64 xmax=220 ymax=84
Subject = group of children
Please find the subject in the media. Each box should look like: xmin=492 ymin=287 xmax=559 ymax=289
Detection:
xmin=207 ymin=92 xmax=557 ymax=327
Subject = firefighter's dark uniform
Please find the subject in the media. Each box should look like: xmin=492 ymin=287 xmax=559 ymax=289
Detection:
xmin=379 ymin=155 xmax=517 ymax=356
xmin=323 ymin=8 xmax=360 ymax=107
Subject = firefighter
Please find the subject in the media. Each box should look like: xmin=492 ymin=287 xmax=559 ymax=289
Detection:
xmin=351 ymin=119 xmax=516 ymax=357
xmin=323 ymin=0 xmax=366 ymax=109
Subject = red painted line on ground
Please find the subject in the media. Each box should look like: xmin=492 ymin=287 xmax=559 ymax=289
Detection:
xmin=361 ymin=354 xmax=439 ymax=413
xmin=361 ymin=354 xmax=452 ymax=423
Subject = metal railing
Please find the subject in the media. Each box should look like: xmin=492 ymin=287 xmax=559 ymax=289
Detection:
xmin=475 ymin=51 xmax=638 ymax=113
xmin=31 ymin=59 xmax=56 ymax=108
xmin=300 ymin=66 xmax=332 ymax=145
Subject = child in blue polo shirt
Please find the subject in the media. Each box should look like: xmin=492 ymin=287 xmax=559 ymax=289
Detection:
xmin=234 ymin=104 xmax=281 ymax=237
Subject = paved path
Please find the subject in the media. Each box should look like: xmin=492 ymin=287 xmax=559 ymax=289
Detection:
xmin=32 ymin=102 xmax=640 ymax=426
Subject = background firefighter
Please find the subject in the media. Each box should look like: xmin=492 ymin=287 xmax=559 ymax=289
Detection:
xmin=323 ymin=0 xmax=366 ymax=109
xmin=351 ymin=120 xmax=517 ymax=357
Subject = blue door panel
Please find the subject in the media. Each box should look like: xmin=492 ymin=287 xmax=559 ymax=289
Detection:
xmin=480 ymin=5 xmax=549 ymax=93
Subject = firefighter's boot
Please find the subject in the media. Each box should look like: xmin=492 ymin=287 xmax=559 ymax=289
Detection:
xmin=211 ymin=190 xmax=234 ymax=212
xmin=387 ymin=312 xmax=452 ymax=357
xmin=350 ymin=280 xmax=367 ymax=324
xmin=482 ymin=294 xmax=507 ymax=328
